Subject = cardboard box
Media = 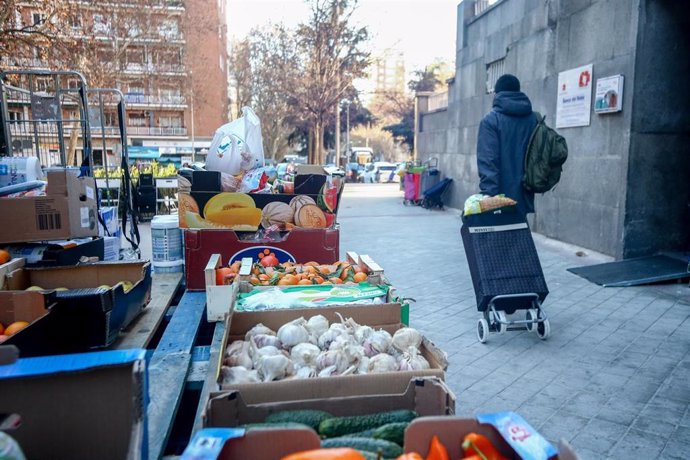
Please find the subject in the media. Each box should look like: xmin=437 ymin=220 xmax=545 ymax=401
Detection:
xmin=214 ymin=303 xmax=447 ymax=402
xmin=1 ymin=261 xmax=152 ymax=356
xmin=181 ymin=427 xmax=321 ymax=460
xmin=0 ymin=290 xmax=53 ymax=335
xmin=6 ymin=237 xmax=105 ymax=267
xmin=206 ymin=376 xmax=455 ymax=428
xmin=204 ymin=253 xmax=408 ymax=323
xmin=99 ymin=206 xmax=121 ymax=237
xmin=404 ymin=414 xmax=579 ymax=460
xmin=177 ymin=169 xmax=342 ymax=232
xmin=184 ymin=226 xmax=340 ymax=290
xmin=0 ymin=257 xmax=24 ymax=289
xmin=0 ymin=349 xmax=148 ymax=460
xmin=0 ymin=171 xmax=99 ymax=244
xmin=103 ymin=236 xmax=121 ymax=261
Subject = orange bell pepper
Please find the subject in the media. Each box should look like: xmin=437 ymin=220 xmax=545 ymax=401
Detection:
xmin=281 ymin=447 xmax=367 ymax=460
xmin=396 ymin=454 xmax=424 ymax=460
xmin=461 ymin=433 xmax=506 ymax=460
xmin=426 ymin=435 xmax=450 ymax=460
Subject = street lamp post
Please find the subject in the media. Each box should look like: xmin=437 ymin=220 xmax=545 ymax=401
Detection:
xmin=344 ymin=100 xmax=351 ymax=163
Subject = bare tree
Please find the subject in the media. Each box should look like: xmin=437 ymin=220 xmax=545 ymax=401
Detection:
xmin=228 ymin=39 xmax=252 ymax=120
xmin=0 ymin=0 xmax=75 ymax=65
xmin=292 ymin=0 xmax=370 ymax=165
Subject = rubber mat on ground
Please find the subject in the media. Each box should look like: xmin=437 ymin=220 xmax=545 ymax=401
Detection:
xmin=567 ymin=254 xmax=690 ymax=287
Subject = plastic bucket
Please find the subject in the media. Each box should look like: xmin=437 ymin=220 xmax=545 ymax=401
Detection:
xmin=152 ymin=259 xmax=184 ymax=273
xmin=0 ymin=157 xmax=43 ymax=187
xmin=151 ymin=215 xmax=183 ymax=263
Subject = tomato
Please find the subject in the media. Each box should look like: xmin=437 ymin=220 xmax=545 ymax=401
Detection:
xmin=260 ymin=254 xmax=280 ymax=267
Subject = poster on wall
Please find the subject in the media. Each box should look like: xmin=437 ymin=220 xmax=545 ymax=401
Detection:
xmin=556 ymin=64 xmax=593 ymax=128
xmin=594 ymin=75 xmax=624 ymax=114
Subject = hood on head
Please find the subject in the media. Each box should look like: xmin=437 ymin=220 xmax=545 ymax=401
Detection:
xmin=493 ymin=91 xmax=533 ymax=116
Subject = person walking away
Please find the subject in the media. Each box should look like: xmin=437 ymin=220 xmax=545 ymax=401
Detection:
xmin=476 ymin=74 xmax=537 ymax=217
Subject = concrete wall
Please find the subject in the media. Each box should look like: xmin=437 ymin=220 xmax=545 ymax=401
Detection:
xmin=624 ymin=0 xmax=690 ymax=257
xmin=416 ymin=0 xmax=672 ymax=258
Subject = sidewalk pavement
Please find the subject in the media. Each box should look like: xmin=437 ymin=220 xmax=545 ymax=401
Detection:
xmin=338 ymin=183 xmax=690 ymax=460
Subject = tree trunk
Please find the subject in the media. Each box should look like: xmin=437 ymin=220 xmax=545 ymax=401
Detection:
xmin=308 ymin=128 xmax=314 ymax=164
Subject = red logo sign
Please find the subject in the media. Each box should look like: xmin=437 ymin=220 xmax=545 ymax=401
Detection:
xmin=579 ymin=70 xmax=591 ymax=87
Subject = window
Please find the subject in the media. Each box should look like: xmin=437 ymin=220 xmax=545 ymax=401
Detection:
xmin=8 ymin=111 xmax=23 ymax=122
xmin=486 ymin=58 xmax=505 ymax=94
xmin=159 ymin=19 xmax=179 ymax=39
xmin=126 ymin=48 xmax=145 ymax=65
xmin=69 ymin=13 xmax=82 ymax=30
xmin=93 ymin=14 xmax=110 ymax=35
xmin=35 ymin=77 xmax=51 ymax=92
xmin=159 ymin=115 xmax=182 ymax=128
xmin=129 ymin=113 xmax=147 ymax=127
xmin=32 ymin=12 xmax=46 ymax=26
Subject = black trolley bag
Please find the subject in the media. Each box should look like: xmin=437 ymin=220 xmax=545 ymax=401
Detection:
xmin=461 ymin=207 xmax=551 ymax=342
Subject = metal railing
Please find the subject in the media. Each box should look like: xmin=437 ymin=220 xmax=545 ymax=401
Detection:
xmin=123 ymin=63 xmax=186 ymax=74
xmin=474 ymin=0 xmax=500 ymax=16
xmin=428 ymin=91 xmax=449 ymax=111
xmin=127 ymin=126 xmax=187 ymax=136
xmin=124 ymin=94 xmax=187 ymax=105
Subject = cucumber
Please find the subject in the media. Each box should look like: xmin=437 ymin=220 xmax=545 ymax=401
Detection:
xmin=243 ymin=422 xmax=313 ymax=430
xmin=264 ymin=410 xmax=333 ymax=430
xmin=318 ymin=410 xmax=417 ymax=438
xmin=372 ymin=422 xmax=408 ymax=446
xmin=345 ymin=428 xmax=377 ymax=438
xmin=320 ymin=437 xmax=403 ymax=458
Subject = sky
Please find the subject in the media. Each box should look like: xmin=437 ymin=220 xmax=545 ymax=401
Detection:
xmin=226 ymin=0 xmax=459 ymax=88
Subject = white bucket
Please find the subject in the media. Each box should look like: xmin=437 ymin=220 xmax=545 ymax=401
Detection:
xmin=152 ymin=259 xmax=184 ymax=274
xmin=151 ymin=214 xmax=183 ymax=263
xmin=0 ymin=157 xmax=43 ymax=188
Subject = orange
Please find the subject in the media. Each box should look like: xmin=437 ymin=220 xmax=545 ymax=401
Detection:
xmin=0 ymin=249 xmax=10 ymax=264
xmin=313 ymin=276 xmax=324 ymax=284
xmin=283 ymin=274 xmax=299 ymax=285
xmin=329 ymin=277 xmax=343 ymax=284
xmin=0 ymin=322 xmax=4 ymax=335
xmin=321 ymin=281 xmax=333 ymax=285
xmin=278 ymin=279 xmax=292 ymax=286
xmin=298 ymin=279 xmax=312 ymax=285
xmin=216 ymin=267 xmax=234 ymax=285
xmin=318 ymin=266 xmax=331 ymax=275
xmin=229 ymin=261 xmax=242 ymax=273
xmin=5 ymin=321 xmax=29 ymax=336
xmin=258 ymin=274 xmax=270 ymax=281
xmin=353 ymin=264 xmax=365 ymax=274
xmin=340 ymin=267 xmax=353 ymax=281
xmin=304 ymin=261 xmax=319 ymax=267
xmin=250 ymin=276 xmax=261 ymax=285
xmin=353 ymin=272 xmax=368 ymax=283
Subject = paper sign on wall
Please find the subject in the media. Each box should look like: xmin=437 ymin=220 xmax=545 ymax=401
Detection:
xmin=594 ymin=75 xmax=624 ymax=114
xmin=556 ymin=64 xmax=593 ymax=128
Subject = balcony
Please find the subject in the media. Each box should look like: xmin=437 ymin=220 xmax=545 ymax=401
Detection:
xmin=0 ymin=56 xmax=50 ymax=70
xmin=124 ymin=94 xmax=187 ymax=107
xmin=122 ymin=63 xmax=186 ymax=75
xmin=127 ymin=126 xmax=187 ymax=136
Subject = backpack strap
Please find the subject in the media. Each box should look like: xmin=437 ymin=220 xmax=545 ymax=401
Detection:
xmin=533 ymin=111 xmax=545 ymax=124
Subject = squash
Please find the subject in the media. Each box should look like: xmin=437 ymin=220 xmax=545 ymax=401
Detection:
xmin=261 ymin=201 xmax=295 ymax=228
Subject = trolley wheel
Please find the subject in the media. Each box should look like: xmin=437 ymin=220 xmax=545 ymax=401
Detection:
xmin=525 ymin=309 xmax=538 ymax=332
xmin=536 ymin=318 xmax=550 ymax=340
xmin=495 ymin=310 xmax=508 ymax=334
xmin=477 ymin=318 xmax=489 ymax=343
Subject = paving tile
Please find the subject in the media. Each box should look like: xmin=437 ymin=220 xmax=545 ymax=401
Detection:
xmin=631 ymin=415 xmax=678 ymax=437
xmin=608 ymin=429 xmax=667 ymax=459
xmin=660 ymin=439 xmax=690 ymax=460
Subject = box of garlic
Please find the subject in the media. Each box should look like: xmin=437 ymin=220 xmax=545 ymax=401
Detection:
xmin=213 ymin=303 xmax=448 ymax=405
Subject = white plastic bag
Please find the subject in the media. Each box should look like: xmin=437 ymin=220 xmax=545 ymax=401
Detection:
xmin=205 ymin=107 xmax=265 ymax=175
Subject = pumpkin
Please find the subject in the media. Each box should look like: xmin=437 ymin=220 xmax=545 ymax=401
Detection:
xmin=262 ymin=202 xmax=295 ymax=228
xmin=282 ymin=448 xmax=366 ymax=460
xmin=295 ymin=204 xmax=327 ymax=228
xmin=290 ymin=195 xmax=316 ymax=214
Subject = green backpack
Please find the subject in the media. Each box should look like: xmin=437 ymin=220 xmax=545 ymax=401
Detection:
xmin=523 ymin=112 xmax=568 ymax=193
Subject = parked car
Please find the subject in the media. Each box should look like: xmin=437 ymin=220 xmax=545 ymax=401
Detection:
xmin=323 ymin=164 xmax=345 ymax=177
xmin=362 ymin=162 xmax=398 ymax=183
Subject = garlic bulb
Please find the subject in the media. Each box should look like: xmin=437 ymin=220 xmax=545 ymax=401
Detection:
xmin=245 ymin=323 xmax=276 ymax=341
xmin=290 ymin=343 xmax=321 ymax=368
xmin=318 ymin=325 xmax=349 ymax=350
xmin=224 ymin=340 xmax=252 ymax=369
xmin=306 ymin=315 xmax=329 ymax=338
xmin=294 ymin=365 xmax=317 ymax=379
xmin=368 ymin=353 xmax=398 ymax=373
xmin=249 ymin=337 xmax=283 ymax=367
xmin=363 ymin=330 xmax=392 ymax=357
xmin=220 ymin=366 xmax=260 ymax=386
xmin=391 ymin=327 xmax=422 ymax=352
xmin=357 ymin=356 xmax=370 ymax=374
xmin=354 ymin=324 xmax=374 ymax=345
xmin=252 ymin=334 xmax=282 ymax=349
xmin=277 ymin=317 xmax=310 ymax=349
xmin=316 ymin=350 xmax=338 ymax=370
xmin=398 ymin=346 xmax=430 ymax=371
xmin=318 ymin=365 xmax=337 ymax=377
xmin=257 ymin=354 xmax=292 ymax=382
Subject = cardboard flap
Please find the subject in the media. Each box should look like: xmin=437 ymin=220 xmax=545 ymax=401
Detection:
xmin=295 ymin=165 xmax=326 ymax=175
xmin=0 ymin=291 xmax=50 ymax=325
xmin=8 ymin=261 xmax=149 ymax=290
xmin=45 ymin=171 xmax=69 ymax=195
xmin=206 ymin=377 xmax=454 ymax=427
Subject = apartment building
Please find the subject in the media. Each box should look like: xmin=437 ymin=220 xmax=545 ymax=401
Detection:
xmin=0 ymin=0 xmax=228 ymax=167
xmin=373 ymin=49 xmax=406 ymax=95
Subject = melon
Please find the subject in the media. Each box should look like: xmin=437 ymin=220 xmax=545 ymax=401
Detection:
xmin=261 ymin=202 xmax=295 ymax=228
xmin=295 ymin=204 xmax=327 ymax=228
xmin=318 ymin=182 xmax=338 ymax=213
xmin=289 ymin=195 xmax=316 ymax=214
